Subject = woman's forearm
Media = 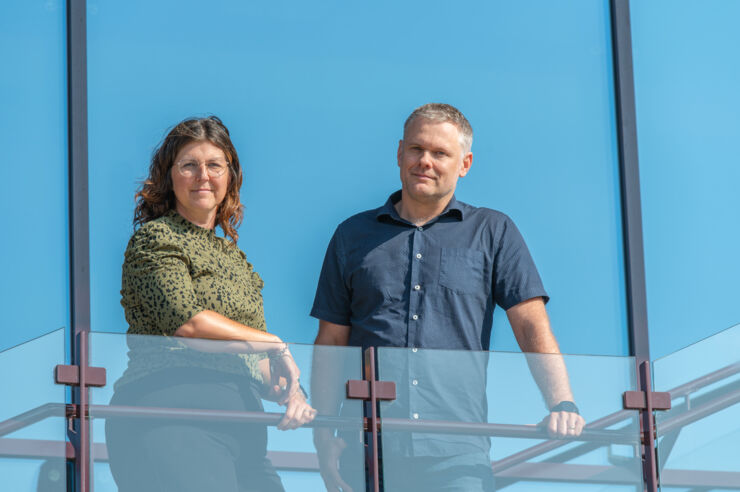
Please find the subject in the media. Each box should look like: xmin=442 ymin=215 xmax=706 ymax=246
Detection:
xmin=174 ymin=310 xmax=284 ymax=354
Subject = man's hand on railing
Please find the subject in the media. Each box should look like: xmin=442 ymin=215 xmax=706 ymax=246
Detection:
xmin=315 ymin=432 xmax=352 ymax=492
xmin=538 ymin=401 xmax=586 ymax=438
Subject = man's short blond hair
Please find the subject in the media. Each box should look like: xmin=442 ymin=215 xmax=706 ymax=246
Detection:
xmin=403 ymin=103 xmax=473 ymax=153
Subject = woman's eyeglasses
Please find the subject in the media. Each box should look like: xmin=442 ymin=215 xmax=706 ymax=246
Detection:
xmin=175 ymin=160 xmax=229 ymax=178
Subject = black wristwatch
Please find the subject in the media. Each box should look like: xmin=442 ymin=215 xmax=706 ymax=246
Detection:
xmin=550 ymin=400 xmax=580 ymax=414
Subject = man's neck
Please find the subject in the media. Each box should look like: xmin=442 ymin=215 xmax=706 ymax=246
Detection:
xmin=395 ymin=193 xmax=453 ymax=226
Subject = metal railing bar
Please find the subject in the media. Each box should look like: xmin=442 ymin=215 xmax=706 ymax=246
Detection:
xmin=0 ymin=437 xmax=75 ymax=459
xmin=0 ymin=403 xmax=67 ymax=438
xmin=379 ymin=418 xmax=637 ymax=443
xmin=88 ymin=404 xmax=362 ymax=430
xmin=657 ymin=380 xmax=740 ymax=436
xmin=663 ymin=362 xmax=740 ymax=399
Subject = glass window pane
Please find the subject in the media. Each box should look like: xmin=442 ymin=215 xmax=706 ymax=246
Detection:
xmin=89 ymin=332 xmax=365 ymax=491
xmin=377 ymin=346 xmax=642 ymax=491
xmin=653 ymin=324 xmax=740 ymax=491
xmin=0 ymin=0 xmax=68 ymax=351
xmin=88 ymin=0 xmax=627 ymax=356
xmin=631 ymin=0 xmax=740 ymax=357
xmin=0 ymin=329 xmax=67 ymax=491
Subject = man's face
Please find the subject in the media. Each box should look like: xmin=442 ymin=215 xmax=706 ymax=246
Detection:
xmin=397 ymin=118 xmax=472 ymax=205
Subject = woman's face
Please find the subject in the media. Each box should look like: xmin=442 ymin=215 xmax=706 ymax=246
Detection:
xmin=170 ymin=140 xmax=230 ymax=228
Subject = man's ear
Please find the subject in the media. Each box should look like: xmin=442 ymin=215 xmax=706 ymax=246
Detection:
xmin=397 ymin=139 xmax=403 ymax=167
xmin=459 ymin=152 xmax=473 ymax=177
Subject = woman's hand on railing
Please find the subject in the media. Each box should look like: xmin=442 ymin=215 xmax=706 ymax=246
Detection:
xmin=277 ymin=390 xmax=317 ymax=430
xmin=267 ymin=344 xmax=302 ymax=405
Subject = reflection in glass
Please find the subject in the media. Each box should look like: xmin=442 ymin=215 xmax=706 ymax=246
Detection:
xmin=380 ymin=348 xmax=494 ymax=490
xmin=90 ymin=333 xmax=365 ymax=491
xmin=378 ymin=347 xmax=642 ymax=491
xmin=653 ymin=323 xmax=740 ymax=491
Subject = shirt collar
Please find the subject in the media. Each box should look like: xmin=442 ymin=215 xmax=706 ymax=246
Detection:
xmin=375 ymin=190 xmax=464 ymax=223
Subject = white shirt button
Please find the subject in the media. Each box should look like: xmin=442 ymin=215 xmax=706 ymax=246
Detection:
xmin=412 ymin=413 xmax=419 ymax=419
xmin=417 ymin=226 xmax=423 ymax=231
xmin=412 ymin=314 xmax=419 ymax=320
xmin=416 ymin=253 xmax=422 ymax=259
xmin=412 ymin=379 xmax=418 ymax=386
xmin=414 ymin=284 xmax=421 ymax=291
xmin=412 ymin=348 xmax=418 ymax=353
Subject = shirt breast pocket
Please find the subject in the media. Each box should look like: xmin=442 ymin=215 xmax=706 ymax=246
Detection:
xmin=439 ymin=248 xmax=486 ymax=295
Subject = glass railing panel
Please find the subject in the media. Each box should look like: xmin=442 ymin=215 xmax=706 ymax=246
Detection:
xmin=89 ymin=331 xmax=365 ymax=492
xmin=0 ymin=329 xmax=67 ymax=491
xmin=653 ymin=323 xmax=740 ymax=491
xmin=377 ymin=347 xmax=642 ymax=491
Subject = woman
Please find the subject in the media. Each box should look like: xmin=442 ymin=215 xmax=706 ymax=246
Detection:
xmin=106 ymin=116 xmax=314 ymax=492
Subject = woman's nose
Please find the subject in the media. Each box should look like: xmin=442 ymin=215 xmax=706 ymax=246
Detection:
xmin=194 ymin=164 xmax=210 ymax=179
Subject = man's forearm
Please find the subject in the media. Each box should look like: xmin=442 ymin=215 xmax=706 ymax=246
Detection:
xmin=311 ymin=321 xmax=352 ymax=445
xmin=508 ymin=298 xmax=575 ymax=409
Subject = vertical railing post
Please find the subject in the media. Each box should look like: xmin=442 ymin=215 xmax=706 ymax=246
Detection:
xmin=638 ymin=361 xmax=659 ymax=491
xmin=67 ymin=0 xmax=91 ymax=490
xmin=364 ymin=347 xmax=381 ymax=492
xmin=347 ymin=348 xmax=396 ymax=491
xmin=609 ymin=1 xmax=659 ymax=490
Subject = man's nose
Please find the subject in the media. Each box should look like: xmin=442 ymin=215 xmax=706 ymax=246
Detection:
xmin=419 ymin=151 xmax=433 ymax=167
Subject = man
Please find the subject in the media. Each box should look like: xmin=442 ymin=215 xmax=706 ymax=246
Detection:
xmin=310 ymin=103 xmax=584 ymax=491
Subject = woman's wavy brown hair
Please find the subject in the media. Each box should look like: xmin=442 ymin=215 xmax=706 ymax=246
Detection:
xmin=133 ymin=116 xmax=244 ymax=243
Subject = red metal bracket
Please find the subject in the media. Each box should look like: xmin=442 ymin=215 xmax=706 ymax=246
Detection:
xmin=623 ymin=391 xmax=671 ymax=411
xmin=346 ymin=380 xmax=396 ymax=401
xmin=55 ymin=365 xmax=107 ymax=388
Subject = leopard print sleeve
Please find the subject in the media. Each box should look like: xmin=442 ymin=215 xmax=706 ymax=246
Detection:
xmin=121 ymin=220 xmax=206 ymax=336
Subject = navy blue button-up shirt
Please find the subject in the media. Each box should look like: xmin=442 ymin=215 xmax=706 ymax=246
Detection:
xmin=311 ymin=191 xmax=547 ymax=351
xmin=311 ymin=191 xmax=548 ymax=457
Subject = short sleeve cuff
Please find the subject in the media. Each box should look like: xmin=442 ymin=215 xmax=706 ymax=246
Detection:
xmin=498 ymin=288 xmax=549 ymax=311
xmin=309 ymin=307 xmax=351 ymax=327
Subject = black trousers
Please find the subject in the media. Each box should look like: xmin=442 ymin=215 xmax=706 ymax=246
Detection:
xmin=105 ymin=368 xmax=284 ymax=492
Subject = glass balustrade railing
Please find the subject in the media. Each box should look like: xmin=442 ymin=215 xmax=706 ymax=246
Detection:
xmin=653 ymin=323 xmax=740 ymax=491
xmin=15 ymin=325 xmax=739 ymax=491
xmin=0 ymin=328 xmax=67 ymax=491
xmin=377 ymin=346 xmax=643 ymax=491
xmin=88 ymin=331 xmax=366 ymax=492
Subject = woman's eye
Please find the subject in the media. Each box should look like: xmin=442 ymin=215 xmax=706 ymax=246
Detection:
xmin=181 ymin=162 xmax=197 ymax=170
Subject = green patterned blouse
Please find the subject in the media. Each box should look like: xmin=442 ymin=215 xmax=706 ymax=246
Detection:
xmin=117 ymin=210 xmax=266 ymax=389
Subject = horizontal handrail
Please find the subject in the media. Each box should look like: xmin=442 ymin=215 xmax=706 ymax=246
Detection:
xmin=0 ymin=403 xmax=67 ymax=438
xmin=656 ymin=377 xmax=740 ymax=436
xmin=380 ymin=418 xmax=637 ymax=443
xmin=89 ymin=404 xmax=360 ymax=430
xmin=91 ymin=405 xmax=636 ymax=442
xmin=662 ymin=362 xmax=740 ymax=398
